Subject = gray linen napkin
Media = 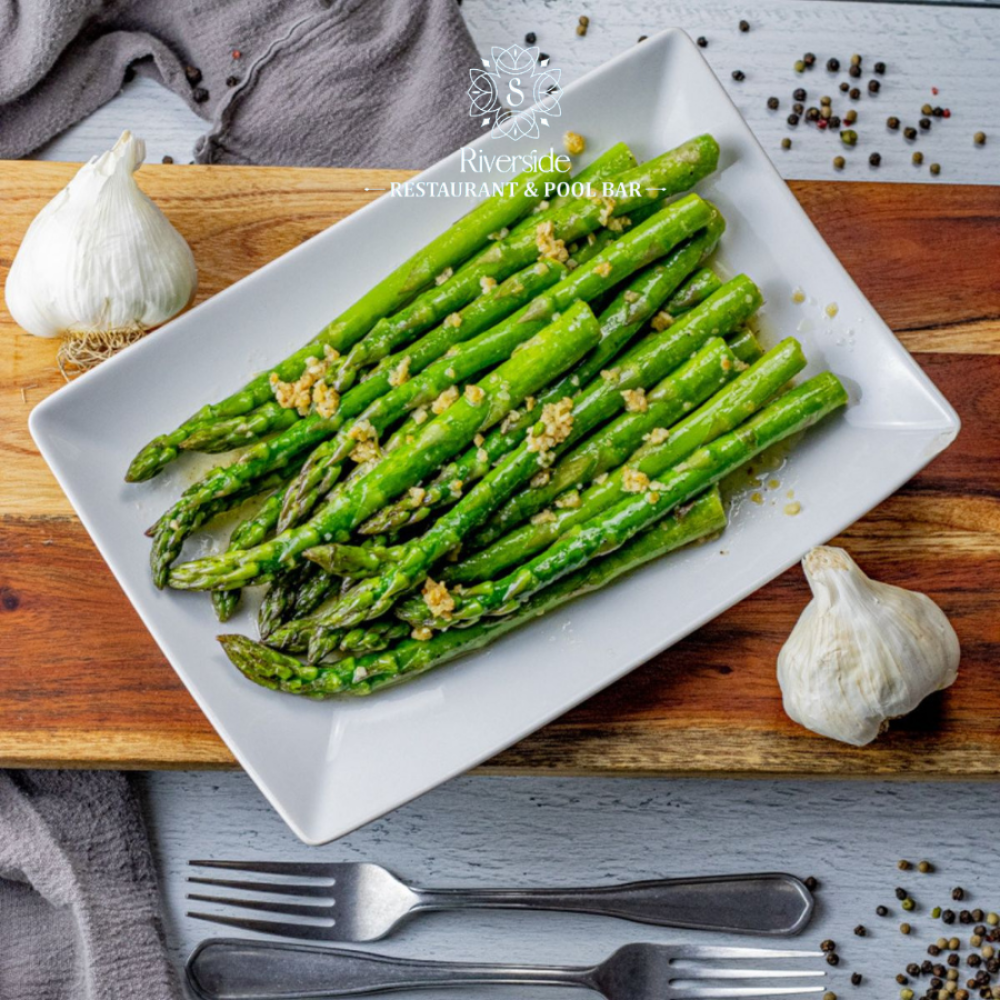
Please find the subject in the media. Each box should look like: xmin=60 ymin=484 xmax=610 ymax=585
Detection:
xmin=0 ymin=0 xmax=483 ymax=167
xmin=0 ymin=770 xmax=178 ymax=1000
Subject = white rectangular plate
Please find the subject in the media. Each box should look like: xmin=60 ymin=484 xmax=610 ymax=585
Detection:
xmin=30 ymin=30 xmax=959 ymax=844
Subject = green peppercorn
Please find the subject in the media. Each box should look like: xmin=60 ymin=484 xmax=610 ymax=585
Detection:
xmin=918 ymin=861 xmax=934 ymax=873
xmin=844 ymin=109 xmax=858 ymax=124
xmin=930 ymin=162 xmax=941 ymax=175
xmin=781 ymin=137 xmax=792 ymax=149
xmin=900 ymin=989 xmax=914 ymax=1000
xmin=902 ymin=923 xmax=912 ymax=935
xmin=903 ymin=898 xmax=916 ymax=911
xmin=912 ymin=151 xmax=924 ymax=164
xmin=833 ymin=155 xmax=846 ymax=170
xmin=795 ymin=60 xmax=806 ymax=73
xmin=933 ymin=907 xmax=943 ymax=918
xmin=975 ymin=131 xmax=988 ymax=146
xmin=840 ymin=129 xmax=858 ymax=146
xmin=923 ymin=103 xmax=934 ymax=115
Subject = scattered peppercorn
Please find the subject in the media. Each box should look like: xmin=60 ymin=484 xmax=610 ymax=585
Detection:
xmin=821 ymin=940 xmax=836 ymax=952
xmin=973 ymin=910 xmax=984 ymax=922
xmin=900 ymin=989 xmax=914 ymax=1000
xmin=903 ymin=898 xmax=916 ymax=911
xmin=739 ymin=19 xmax=750 ymax=31
xmin=768 ymin=96 xmax=780 ymax=109
xmin=902 ymin=923 xmax=912 ymax=935
xmin=807 ymin=106 xmax=821 ymax=121
xmin=161 ymin=155 xmax=174 ymax=164
xmin=851 ymin=53 xmax=862 ymax=65
xmin=184 ymin=65 xmax=202 ymax=85
xmin=839 ymin=82 xmax=850 ymax=92
xmin=794 ymin=87 xmax=807 ymax=101
xmin=851 ymin=973 xmax=862 ymax=986
xmin=919 ymin=117 xmax=931 ymax=130
xmin=821 ymin=106 xmax=832 ymax=119
xmin=823 ymin=993 xmax=836 ymax=1000
xmin=987 ymin=913 xmax=999 ymax=925
xmin=875 ymin=61 xmax=886 ymax=74
xmin=827 ymin=58 xmax=840 ymax=72
xmin=830 ymin=115 xmax=842 ymax=128
xmin=950 ymin=938 xmax=962 ymax=950
xmin=804 ymin=52 xmax=816 ymax=66
xmin=849 ymin=64 xmax=861 ymax=78
xmin=933 ymin=907 xmax=943 ymax=918
xmin=877 ymin=905 xmax=890 ymax=917
xmin=918 ymin=861 xmax=934 ymax=873
xmin=840 ymin=129 xmax=858 ymax=146
xmin=817 ymin=118 xmax=829 ymax=130
xmin=732 ymin=69 xmax=746 ymax=81
xmin=804 ymin=877 xmax=819 ymax=891
xmin=887 ymin=116 xmax=900 ymax=129
xmin=907 ymin=964 xmax=921 ymax=977
xmin=930 ymin=162 xmax=942 ymax=175
xmin=929 ymin=944 xmax=942 ymax=956
xmin=912 ymin=151 xmax=924 ymax=164
xmin=868 ymin=79 xmax=880 ymax=94
xmin=525 ymin=32 xmax=537 ymax=44
xmin=869 ymin=152 xmax=881 ymax=166
xmin=896 ymin=888 xmax=909 ymax=901
xmin=787 ymin=113 xmax=801 ymax=126
xmin=793 ymin=102 xmax=804 ymax=114
xmin=781 ymin=137 xmax=792 ymax=149
xmin=795 ymin=60 xmax=806 ymax=73
xmin=576 ymin=23 xmax=587 ymax=36
xmin=820 ymin=95 xmax=832 ymax=106
xmin=954 ymin=888 xmax=968 ymax=902
xmin=826 ymin=952 xmax=840 ymax=966
xmin=225 ymin=75 xmax=238 ymax=87
xmin=844 ymin=109 xmax=857 ymax=124
xmin=579 ymin=15 xmax=589 ymax=26
xmin=854 ymin=925 xmax=867 ymax=937
xmin=538 ymin=52 xmax=549 ymax=63
xmin=942 ymin=108 xmax=951 ymax=117
xmin=897 ymin=974 xmax=909 ymax=985
xmin=638 ymin=35 xmax=648 ymax=42
xmin=932 ymin=106 xmax=944 ymax=117
xmin=944 ymin=911 xmax=958 ymax=924
xmin=231 ymin=49 xmax=241 ymax=60
xmin=850 ymin=87 xmax=861 ymax=100
xmin=192 ymin=86 xmax=209 ymax=103
xmin=922 ymin=103 xmax=934 ymax=115
xmin=904 ymin=126 xmax=918 ymax=140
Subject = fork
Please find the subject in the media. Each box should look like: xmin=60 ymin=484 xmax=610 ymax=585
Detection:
xmin=186 ymin=939 xmax=826 ymax=1000
xmin=187 ymin=861 xmax=813 ymax=942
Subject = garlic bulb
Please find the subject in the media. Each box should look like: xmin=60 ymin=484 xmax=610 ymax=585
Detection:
xmin=777 ymin=546 xmax=960 ymax=746
xmin=4 ymin=130 xmax=196 ymax=366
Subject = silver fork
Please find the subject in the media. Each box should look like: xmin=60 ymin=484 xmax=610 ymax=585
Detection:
xmin=186 ymin=939 xmax=825 ymax=1000
xmin=187 ymin=861 xmax=813 ymax=942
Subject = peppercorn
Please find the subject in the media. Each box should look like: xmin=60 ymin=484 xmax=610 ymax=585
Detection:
xmin=897 ymin=975 xmax=909 ymax=985
xmin=923 ymin=103 xmax=934 ymax=115
xmin=225 ymin=75 xmax=238 ymax=87
xmin=849 ymin=64 xmax=861 ymax=78
xmin=919 ymin=117 xmax=932 ymax=130
xmin=768 ymin=96 xmax=780 ymax=109
xmin=821 ymin=106 xmax=832 ymax=119
xmin=844 ymin=109 xmax=858 ymax=124
xmin=161 ymin=155 xmax=174 ymax=164
xmin=697 ymin=36 xmax=707 ymax=47
xmin=855 ymin=925 xmax=867 ymax=937
xmin=930 ymin=162 xmax=942 ymax=176
xmin=975 ymin=131 xmax=988 ymax=145
xmin=851 ymin=973 xmax=862 ymax=986
xmin=788 ymin=113 xmax=801 ymax=126
xmin=732 ymin=69 xmax=746 ymax=81
xmin=793 ymin=102 xmax=805 ymax=113
xmin=961 ymin=911 xmax=974 ymax=924
xmin=794 ymin=87 xmax=807 ymax=101
xmin=896 ymin=888 xmax=909 ymax=901
xmin=830 ymin=115 xmax=842 ymax=128
xmin=637 ymin=34 xmax=648 ymax=42
xmin=944 ymin=910 xmax=957 ymax=923
xmin=538 ymin=51 xmax=549 ymax=63
xmin=821 ymin=940 xmax=837 ymax=953
xmin=912 ymin=151 xmax=924 ymax=165
xmin=885 ymin=116 xmax=900 ymax=130
xmin=921 ymin=960 xmax=933 ymax=974
xmin=739 ymin=19 xmax=750 ymax=31
xmin=875 ymin=61 xmax=886 ymax=74
xmin=820 ymin=94 xmax=832 ymax=106
xmin=795 ymin=59 xmax=806 ymax=73
xmin=903 ymin=898 xmax=916 ymax=911
xmin=579 ymin=15 xmax=589 ymax=26
xmin=902 ymin=923 xmax=912 ymax=935
xmin=781 ymin=137 xmax=792 ymax=149
xmin=878 ymin=905 xmax=890 ymax=916
xmin=976 ymin=925 xmax=988 ymax=936
xmin=869 ymin=152 xmax=881 ymax=166
xmin=576 ymin=23 xmax=587 ymax=36
xmin=807 ymin=106 xmax=821 ymax=121
xmin=851 ymin=53 xmax=862 ymax=65
xmin=850 ymin=87 xmax=861 ymax=100
xmin=840 ymin=129 xmax=858 ymax=146
xmin=931 ymin=106 xmax=943 ymax=117
xmin=868 ymin=79 xmax=881 ymax=94
xmin=931 ymin=977 xmax=944 ymax=989
xmin=930 ymin=945 xmax=943 ymax=956
xmin=827 ymin=58 xmax=841 ymax=72
xmin=918 ymin=861 xmax=934 ymax=873
xmin=973 ymin=910 xmax=984 ymax=923
xmin=904 ymin=126 xmax=918 ymax=140
xmin=817 ymin=118 xmax=829 ymax=130
xmin=969 ymin=955 xmax=983 ymax=968
xmin=804 ymin=877 xmax=819 ymax=891
xmin=192 ymin=86 xmax=209 ymax=103
xmin=840 ymin=81 xmax=850 ymax=92
xmin=826 ymin=952 xmax=840 ymax=966
xmin=525 ymin=31 xmax=537 ymax=44
xmin=950 ymin=954 xmax=962 ymax=967
xmin=804 ymin=51 xmax=816 ymax=66
xmin=822 ymin=993 xmax=836 ymax=1000
xmin=988 ymin=913 xmax=999 ymax=926
xmin=900 ymin=990 xmax=913 ymax=1000
xmin=184 ymin=65 xmax=202 ymax=85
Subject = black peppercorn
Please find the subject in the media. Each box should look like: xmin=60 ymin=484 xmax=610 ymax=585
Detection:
xmin=827 ymin=58 xmax=840 ymax=71
xmin=793 ymin=102 xmax=804 ymax=114
xmin=854 ymin=925 xmax=867 ymax=937
xmin=874 ymin=61 xmax=886 ymax=74
xmin=830 ymin=115 xmax=841 ymax=128
xmin=697 ymin=36 xmax=708 ymax=47
xmin=933 ymin=106 xmax=944 ymax=117
xmin=739 ymin=19 xmax=750 ymax=31
xmin=887 ymin=116 xmax=900 ymax=129
xmin=768 ymin=96 xmax=780 ymax=109
xmin=907 ymin=964 xmax=921 ymax=977
xmin=929 ymin=945 xmax=943 ymax=956
xmin=225 ymin=75 xmax=238 ymax=87
xmin=869 ymin=152 xmax=881 ymax=166
xmin=821 ymin=941 xmax=836 ymax=952
xmin=804 ymin=51 xmax=816 ymax=66
xmin=637 ymin=35 xmax=648 ymax=42
xmin=804 ymin=877 xmax=819 ymax=892
xmin=868 ymin=79 xmax=880 ymax=94
xmin=961 ymin=911 xmax=973 ymax=924
xmin=850 ymin=87 xmax=861 ymax=100
xmin=192 ymin=86 xmax=209 ymax=103
xmin=184 ymin=65 xmax=202 ymax=85
xmin=877 ymin=905 xmax=889 ymax=917
xmin=525 ymin=31 xmax=537 ymax=44
xmin=794 ymin=87 xmax=807 ymax=101
xmin=896 ymin=888 xmax=908 ymax=901
xmin=897 ymin=974 xmax=909 ymax=985
xmin=839 ymin=82 xmax=850 ymax=92
xmin=787 ymin=113 xmax=800 ymax=126
xmin=972 ymin=910 xmax=984 ymax=922
xmin=950 ymin=954 xmax=961 ymax=967
xmin=851 ymin=973 xmax=862 ymax=986
xmin=920 ymin=117 xmax=932 ymax=130
xmin=969 ymin=955 xmax=982 ymax=968
xmin=161 ymin=155 xmax=174 ymax=164
xmin=807 ymin=106 xmax=821 ymax=121
xmin=849 ymin=64 xmax=861 ymax=78
xmin=538 ymin=51 xmax=549 ymax=63
xmin=904 ymin=126 xmax=918 ymax=140
xmin=732 ymin=69 xmax=746 ymax=81
xmin=826 ymin=953 xmax=840 ymax=967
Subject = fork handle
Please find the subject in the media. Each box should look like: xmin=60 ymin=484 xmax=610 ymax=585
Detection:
xmin=187 ymin=939 xmax=595 ymax=999
xmin=414 ymin=872 xmax=812 ymax=936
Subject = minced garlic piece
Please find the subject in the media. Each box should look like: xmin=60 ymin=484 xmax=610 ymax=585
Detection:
xmin=449 ymin=479 xmax=464 ymax=498
xmin=489 ymin=227 xmax=509 ymax=241
xmin=535 ymin=220 xmax=569 ymax=263
xmin=473 ymin=433 xmax=485 ymax=447
xmin=477 ymin=447 xmax=489 ymax=465
xmin=600 ymin=367 xmax=620 ymax=382
xmin=347 ymin=419 xmax=380 ymax=464
xmin=622 ymin=467 xmax=650 ymax=493
xmin=408 ymin=486 xmax=426 ymax=506
xmin=825 ymin=302 xmax=839 ymax=318
xmin=531 ymin=509 xmax=558 ymax=525
xmin=444 ymin=313 xmax=462 ymax=328
xmin=644 ymin=427 xmax=670 ymax=445
xmin=311 ymin=382 xmax=340 ymax=418
xmin=269 ymin=345 xmax=341 ymax=416
xmin=464 ymin=384 xmax=485 ymax=405
xmin=791 ymin=288 xmax=806 ymax=304
xmin=422 ymin=577 xmax=455 ymax=619
xmin=594 ymin=260 xmax=613 ymax=279
xmin=623 ymin=290 xmax=640 ymax=304
xmin=432 ymin=385 xmax=459 ymax=414
xmin=651 ymin=311 xmax=674 ymax=332
xmin=412 ymin=407 xmax=428 ymax=425
xmin=621 ymin=388 xmax=648 ymax=413
xmin=527 ymin=397 xmax=574 ymax=459
xmin=785 ymin=501 xmax=802 ymax=516
xmin=593 ymin=472 xmax=609 ymax=485
xmin=352 ymin=666 xmax=369 ymax=684
xmin=555 ymin=490 xmax=581 ymax=509
xmin=531 ymin=469 xmax=551 ymax=488
xmin=721 ymin=356 xmax=732 ymax=371
xmin=750 ymin=491 xmax=764 ymax=505
xmin=566 ymin=259 xmax=579 ymax=270
xmin=594 ymin=196 xmax=616 ymax=226
xmin=435 ymin=267 xmax=453 ymax=286
xmin=524 ymin=395 xmax=536 ymax=412
xmin=411 ymin=626 xmax=433 ymax=641
xmin=479 ymin=276 xmax=497 ymax=295
xmin=500 ymin=408 xmax=522 ymax=435
xmin=563 ymin=130 xmax=586 ymax=155
xmin=388 ymin=356 xmax=411 ymax=388
xmin=533 ymin=261 xmax=550 ymax=276
xmin=646 ymin=491 xmax=660 ymax=504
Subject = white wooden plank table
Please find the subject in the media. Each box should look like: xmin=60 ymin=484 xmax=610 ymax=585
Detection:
xmin=21 ymin=0 xmax=1000 ymax=995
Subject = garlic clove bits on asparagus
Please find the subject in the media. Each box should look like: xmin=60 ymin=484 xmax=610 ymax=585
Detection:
xmin=777 ymin=545 xmax=960 ymax=746
xmin=4 ymin=130 xmax=197 ymax=372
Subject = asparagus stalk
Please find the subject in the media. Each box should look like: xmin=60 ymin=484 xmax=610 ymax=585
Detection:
xmin=276 ymin=194 xmax=717 ymax=530
xmin=168 ymin=302 xmax=603 ymax=590
xmin=289 ymin=274 xmax=763 ymax=645
xmin=451 ymin=336 xmax=807 ymax=584
xmin=666 ymin=267 xmax=723 ymax=313
xmin=219 ymin=487 xmax=727 ymax=697
xmin=402 ymin=373 xmax=848 ymax=628
xmin=358 ymin=212 xmax=727 ymax=536
xmin=125 ymin=159 xmax=570 ymax=482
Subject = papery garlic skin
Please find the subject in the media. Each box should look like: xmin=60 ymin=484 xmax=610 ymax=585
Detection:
xmin=4 ymin=131 xmax=197 ymax=339
xmin=778 ymin=546 xmax=960 ymax=746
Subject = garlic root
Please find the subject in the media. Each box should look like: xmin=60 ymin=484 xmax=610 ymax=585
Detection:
xmin=777 ymin=546 xmax=960 ymax=746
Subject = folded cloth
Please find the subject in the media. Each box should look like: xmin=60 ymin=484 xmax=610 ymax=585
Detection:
xmin=0 ymin=770 xmax=178 ymax=1000
xmin=0 ymin=0 xmax=483 ymax=168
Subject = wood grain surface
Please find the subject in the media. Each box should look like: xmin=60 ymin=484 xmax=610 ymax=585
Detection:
xmin=1 ymin=160 xmax=997 ymax=772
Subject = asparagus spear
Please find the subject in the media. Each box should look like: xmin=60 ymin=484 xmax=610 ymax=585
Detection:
xmin=482 ymin=334 xmax=761 ymax=539
xmin=451 ymin=336 xmax=808 ymax=584
xmin=665 ymin=267 xmax=723 ymax=313
xmin=357 ymin=212 xmax=727 ymax=536
xmin=290 ymin=275 xmax=763 ymax=645
xmin=218 ymin=487 xmax=727 ymax=697
xmin=276 ymin=194 xmax=717 ymax=530
xmin=402 ymin=373 xmax=847 ymax=629
xmin=125 ymin=160 xmax=570 ymax=482
xmin=168 ymin=302 xmax=603 ymax=590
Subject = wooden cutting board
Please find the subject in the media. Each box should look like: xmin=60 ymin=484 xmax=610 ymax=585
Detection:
xmin=1 ymin=161 xmax=998 ymax=774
